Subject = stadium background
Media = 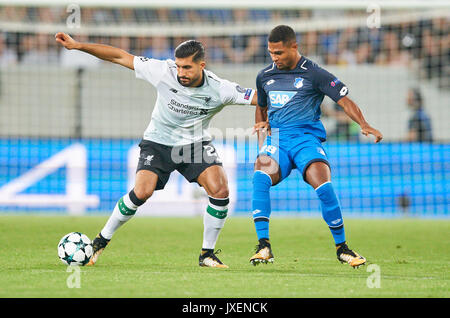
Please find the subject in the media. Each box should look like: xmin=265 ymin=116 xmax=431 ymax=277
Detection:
xmin=0 ymin=0 xmax=448 ymax=218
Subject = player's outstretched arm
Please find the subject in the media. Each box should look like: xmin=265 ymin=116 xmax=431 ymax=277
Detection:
xmin=55 ymin=32 xmax=135 ymax=70
xmin=337 ymin=96 xmax=383 ymax=143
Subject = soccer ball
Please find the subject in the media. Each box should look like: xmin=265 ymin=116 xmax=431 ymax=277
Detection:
xmin=57 ymin=232 xmax=93 ymax=266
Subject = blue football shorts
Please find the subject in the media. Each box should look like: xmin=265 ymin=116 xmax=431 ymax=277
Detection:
xmin=258 ymin=130 xmax=330 ymax=182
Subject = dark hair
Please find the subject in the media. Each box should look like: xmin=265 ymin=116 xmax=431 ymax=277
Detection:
xmin=174 ymin=40 xmax=205 ymax=62
xmin=268 ymin=25 xmax=297 ymax=44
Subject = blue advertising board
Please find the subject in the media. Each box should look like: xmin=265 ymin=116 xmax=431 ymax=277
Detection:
xmin=0 ymin=138 xmax=448 ymax=217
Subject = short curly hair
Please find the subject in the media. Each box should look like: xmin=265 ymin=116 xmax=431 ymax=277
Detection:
xmin=268 ymin=25 xmax=297 ymax=45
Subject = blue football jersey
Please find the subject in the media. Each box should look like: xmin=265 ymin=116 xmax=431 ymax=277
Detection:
xmin=256 ymin=56 xmax=349 ymax=141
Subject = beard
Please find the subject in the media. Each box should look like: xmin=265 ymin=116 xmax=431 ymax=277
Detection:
xmin=177 ymin=75 xmax=199 ymax=87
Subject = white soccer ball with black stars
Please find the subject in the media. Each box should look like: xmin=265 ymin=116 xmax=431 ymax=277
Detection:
xmin=58 ymin=232 xmax=93 ymax=266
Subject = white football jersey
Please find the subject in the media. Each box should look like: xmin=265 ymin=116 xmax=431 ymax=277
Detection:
xmin=134 ymin=56 xmax=255 ymax=146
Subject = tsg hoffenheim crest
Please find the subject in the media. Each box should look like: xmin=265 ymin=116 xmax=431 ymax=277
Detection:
xmin=294 ymin=77 xmax=304 ymax=89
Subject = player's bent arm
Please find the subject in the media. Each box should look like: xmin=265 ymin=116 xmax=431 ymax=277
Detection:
xmin=251 ymin=92 xmax=258 ymax=106
xmin=254 ymin=105 xmax=270 ymax=147
xmin=255 ymin=104 xmax=268 ymax=124
xmin=337 ymin=96 xmax=383 ymax=143
xmin=55 ymin=32 xmax=135 ymax=70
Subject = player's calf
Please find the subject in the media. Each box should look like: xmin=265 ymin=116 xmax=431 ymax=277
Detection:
xmin=89 ymin=189 xmax=145 ymax=265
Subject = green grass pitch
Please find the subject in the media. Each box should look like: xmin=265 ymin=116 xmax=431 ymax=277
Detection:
xmin=0 ymin=215 xmax=448 ymax=298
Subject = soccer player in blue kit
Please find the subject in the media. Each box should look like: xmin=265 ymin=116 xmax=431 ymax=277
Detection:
xmin=250 ymin=25 xmax=383 ymax=268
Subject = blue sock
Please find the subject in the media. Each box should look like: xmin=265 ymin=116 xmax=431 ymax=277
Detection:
xmin=315 ymin=182 xmax=346 ymax=245
xmin=252 ymin=170 xmax=272 ymax=241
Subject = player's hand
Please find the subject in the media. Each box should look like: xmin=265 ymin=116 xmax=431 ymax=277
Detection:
xmin=361 ymin=124 xmax=383 ymax=143
xmin=253 ymin=121 xmax=271 ymax=136
xmin=55 ymin=32 xmax=79 ymax=50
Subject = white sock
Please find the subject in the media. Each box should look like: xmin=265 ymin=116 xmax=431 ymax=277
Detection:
xmin=100 ymin=193 xmax=139 ymax=240
xmin=202 ymin=201 xmax=228 ymax=250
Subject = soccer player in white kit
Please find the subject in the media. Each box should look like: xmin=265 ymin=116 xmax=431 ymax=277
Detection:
xmin=55 ymin=32 xmax=257 ymax=268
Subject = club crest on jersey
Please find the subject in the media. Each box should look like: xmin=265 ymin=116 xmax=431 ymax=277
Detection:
xmin=144 ymin=155 xmax=154 ymax=166
xmin=293 ymin=77 xmax=304 ymax=89
xmin=268 ymin=91 xmax=296 ymax=108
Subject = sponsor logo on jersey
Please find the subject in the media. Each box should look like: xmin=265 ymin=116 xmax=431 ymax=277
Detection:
xmin=330 ymin=78 xmax=341 ymax=87
xmin=339 ymin=86 xmax=348 ymax=96
xmin=268 ymin=91 xmax=296 ymax=108
xmin=293 ymin=77 xmax=304 ymax=89
xmin=244 ymin=88 xmax=253 ymax=100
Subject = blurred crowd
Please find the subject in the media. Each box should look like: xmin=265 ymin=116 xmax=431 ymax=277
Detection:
xmin=0 ymin=7 xmax=448 ymax=87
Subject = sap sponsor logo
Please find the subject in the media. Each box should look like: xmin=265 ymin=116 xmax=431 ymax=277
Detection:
xmin=293 ymin=77 xmax=304 ymax=89
xmin=268 ymin=91 xmax=296 ymax=108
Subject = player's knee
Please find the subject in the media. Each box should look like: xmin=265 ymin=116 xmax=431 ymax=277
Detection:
xmin=209 ymin=186 xmax=229 ymax=199
xmin=132 ymin=186 xmax=153 ymax=202
xmin=255 ymin=155 xmax=273 ymax=170
xmin=254 ymin=156 xmax=279 ymax=184
xmin=305 ymin=161 xmax=331 ymax=189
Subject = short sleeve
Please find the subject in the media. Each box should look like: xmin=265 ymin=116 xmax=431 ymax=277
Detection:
xmin=256 ymin=72 xmax=268 ymax=107
xmin=314 ymin=66 xmax=348 ymax=103
xmin=219 ymin=79 xmax=255 ymax=105
xmin=133 ymin=56 xmax=168 ymax=87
